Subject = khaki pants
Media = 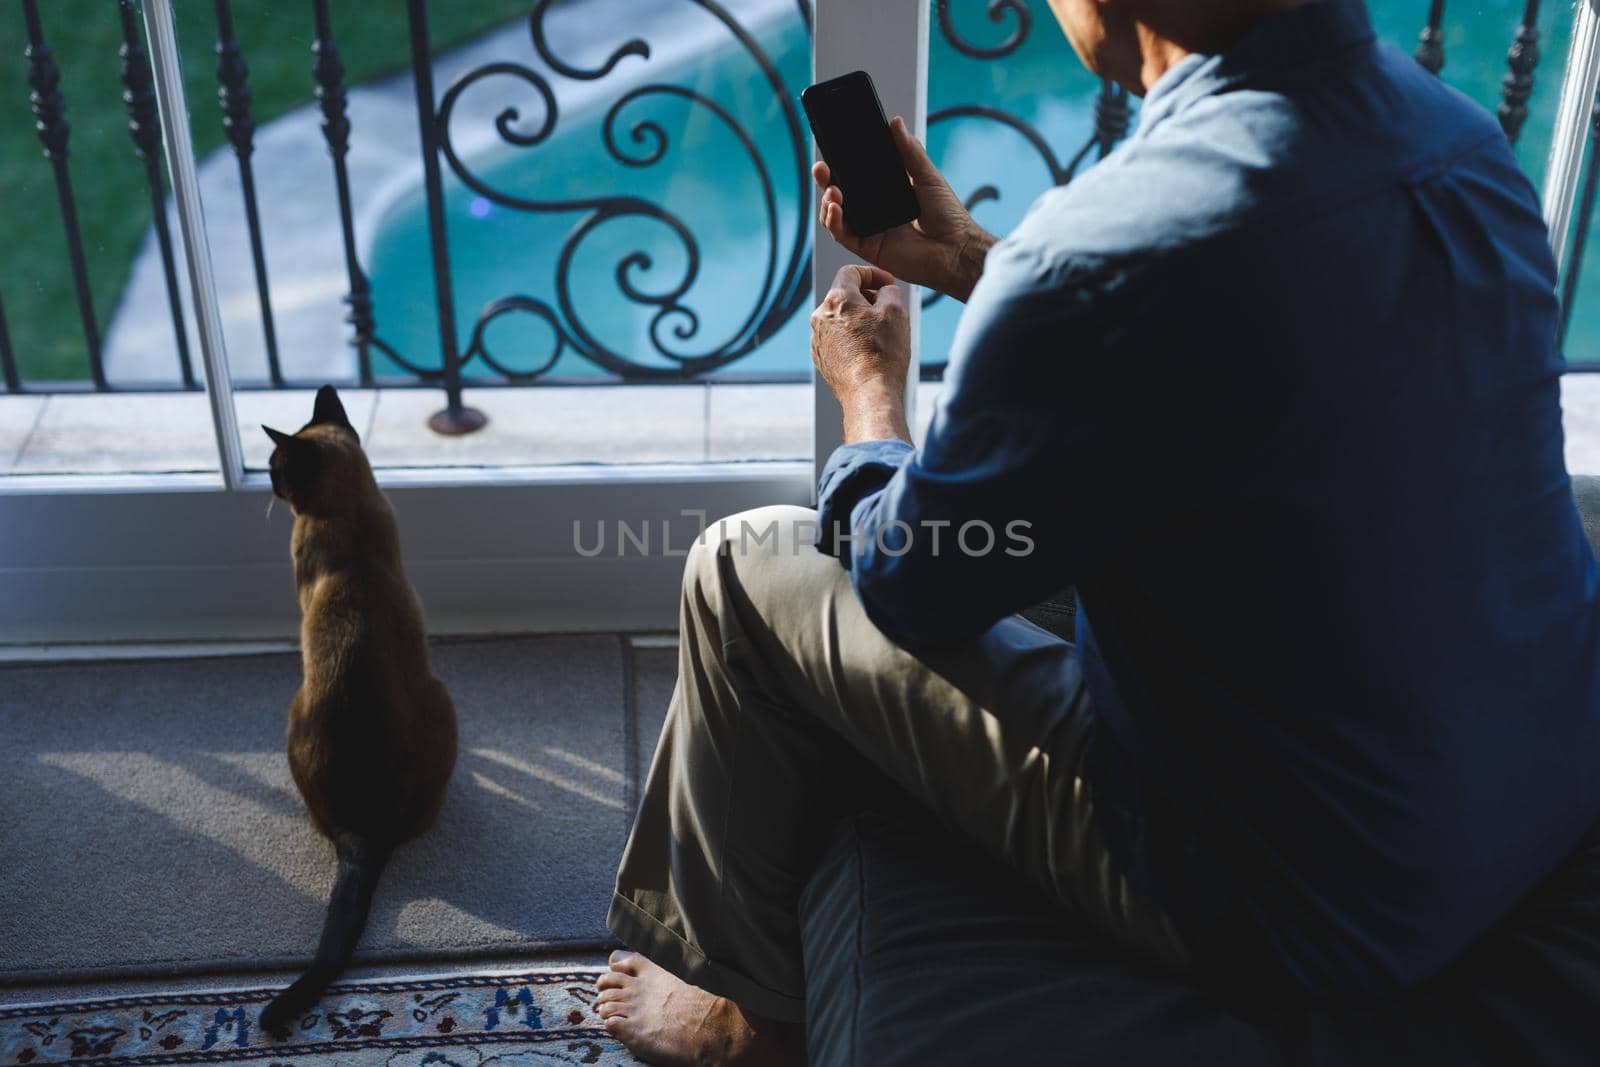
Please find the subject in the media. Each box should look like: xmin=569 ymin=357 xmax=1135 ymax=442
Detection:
xmin=609 ymin=506 xmax=1188 ymax=1023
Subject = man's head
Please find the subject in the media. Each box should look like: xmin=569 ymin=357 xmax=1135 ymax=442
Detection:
xmin=1045 ymin=0 xmax=1313 ymax=94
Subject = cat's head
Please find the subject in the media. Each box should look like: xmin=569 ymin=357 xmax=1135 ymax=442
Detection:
xmin=262 ymin=386 xmax=372 ymax=515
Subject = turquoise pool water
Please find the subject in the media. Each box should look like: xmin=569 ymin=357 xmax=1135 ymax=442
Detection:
xmin=368 ymin=1 xmax=1583 ymax=381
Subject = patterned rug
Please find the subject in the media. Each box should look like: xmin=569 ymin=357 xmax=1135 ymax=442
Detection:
xmin=0 ymin=969 xmax=640 ymax=1066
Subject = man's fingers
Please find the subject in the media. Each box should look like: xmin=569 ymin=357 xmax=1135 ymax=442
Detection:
xmin=818 ymin=187 xmax=842 ymax=229
xmin=819 ymin=192 xmax=859 ymax=251
xmin=889 ymin=116 xmax=942 ymax=186
xmin=823 ymin=287 xmax=863 ymax=311
xmin=823 ymin=203 xmax=846 ymax=243
xmin=812 ymin=160 xmax=831 ymax=189
xmin=826 ymin=265 xmax=865 ymax=306
xmin=831 ymin=264 xmax=895 ymax=303
xmin=822 ymin=205 xmax=857 ymax=250
xmin=846 ymin=263 xmax=897 ymax=292
xmin=870 ymin=281 xmax=906 ymax=311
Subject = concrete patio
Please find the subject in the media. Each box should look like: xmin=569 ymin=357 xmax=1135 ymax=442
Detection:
xmin=0 ymin=382 xmax=953 ymax=475
xmin=104 ymin=0 xmax=802 ymax=388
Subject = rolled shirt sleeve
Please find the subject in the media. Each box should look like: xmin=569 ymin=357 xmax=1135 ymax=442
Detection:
xmin=815 ymin=438 xmax=917 ymax=558
xmin=814 ymin=233 xmax=1158 ymax=650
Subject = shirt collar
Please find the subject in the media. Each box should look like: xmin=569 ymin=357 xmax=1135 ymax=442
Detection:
xmin=1136 ymin=0 xmax=1377 ymax=133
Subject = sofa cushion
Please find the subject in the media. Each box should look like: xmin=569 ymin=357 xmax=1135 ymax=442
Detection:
xmin=799 ymin=475 xmax=1600 ymax=1065
xmin=799 ymin=810 xmax=1283 ymax=1066
xmin=799 ymin=811 xmax=1600 ymax=1066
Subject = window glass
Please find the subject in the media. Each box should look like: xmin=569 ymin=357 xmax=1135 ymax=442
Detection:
xmin=0 ymin=0 xmax=214 ymax=475
xmin=921 ymin=1 xmax=1571 ymax=438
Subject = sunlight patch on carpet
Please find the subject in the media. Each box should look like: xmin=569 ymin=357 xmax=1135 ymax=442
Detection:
xmin=36 ymin=751 xmax=318 ymax=894
xmin=468 ymin=749 xmax=625 ymax=812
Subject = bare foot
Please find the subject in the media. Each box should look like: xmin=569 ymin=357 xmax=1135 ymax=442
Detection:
xmin=595 ymin=950 xmax=795 ymax=1066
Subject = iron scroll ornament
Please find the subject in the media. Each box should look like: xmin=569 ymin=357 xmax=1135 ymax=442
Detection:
xmin=425 ymin=0 xmax=814 ymax=382
xmin=923 ymin=1 xmax=1131 ymax=333
xmin=934 ymin=0 xmax=1032 ymax=60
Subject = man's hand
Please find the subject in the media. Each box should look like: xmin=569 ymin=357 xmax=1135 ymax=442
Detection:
xmin=813 ymin=116 xmax=997 ymax=303
xmin=811 ymin=264 xmax=912 ymax=445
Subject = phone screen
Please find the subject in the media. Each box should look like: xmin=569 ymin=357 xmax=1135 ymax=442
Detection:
xmin=802 ymin=71 xmax=920 ymax=237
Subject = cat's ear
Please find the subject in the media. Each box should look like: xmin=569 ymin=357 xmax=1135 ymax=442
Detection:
xmin=262 ymin=425 xmax=297 ymax=450
xmin=310 ymin=385 xmax=355 ymax=437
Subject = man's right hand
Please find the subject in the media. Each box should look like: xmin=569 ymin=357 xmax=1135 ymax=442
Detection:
xmin=813 ymin=116 xmax=997 ymax=304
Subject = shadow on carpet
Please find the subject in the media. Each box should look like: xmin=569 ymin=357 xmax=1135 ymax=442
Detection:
xmin=0 ymin=967 xmax=642 ymax=1065
xmin=0 ymin=636 xmax=633 ymax=985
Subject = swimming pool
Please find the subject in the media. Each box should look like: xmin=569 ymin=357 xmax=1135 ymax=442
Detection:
xmin=367 ymin=0 xmax=1581 ymax=382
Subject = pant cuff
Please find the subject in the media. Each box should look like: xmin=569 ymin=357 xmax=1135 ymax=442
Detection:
xmin=607 ymin=891 xmax=807 ymax=1025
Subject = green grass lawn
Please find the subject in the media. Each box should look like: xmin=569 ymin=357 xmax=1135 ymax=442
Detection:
xmin=0 ymin=0 xmax=529 ymax=385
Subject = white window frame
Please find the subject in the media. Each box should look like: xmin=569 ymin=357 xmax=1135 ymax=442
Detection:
xmin=1 ymin=0 xmax=1595 ymax=644
xmin=1545 ymin=0 xmax=1600 ymax=268
xmin=812 ymin=0 xmax=928 ymax=481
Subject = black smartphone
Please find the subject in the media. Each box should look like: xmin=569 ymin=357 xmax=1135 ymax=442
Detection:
xmin=801 ymin=70 xmax=920 ymax=237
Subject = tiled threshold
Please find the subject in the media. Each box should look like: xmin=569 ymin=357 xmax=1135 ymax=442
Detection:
xmin=1559 ymin=373 xmax=1600 ymax=473
xmin=2 ymin=378 xmax=1598 ymax=476
xmin=0 ymin=384 xmax=816 ymax=474
xmin=0 ymin=633 xmax=676 ymax=664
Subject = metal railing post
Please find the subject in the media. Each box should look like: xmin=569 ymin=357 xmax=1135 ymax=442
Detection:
xmin=1415 ymin=0 xmax=1447 ymax=74
xmin=21 ymin=0 xmax=104 ymax=389
xmin=1499 ymin=0 xmax=1543 ymax=143
xmin=142 ymin=0 xmax=246 ymax=489
xmin=0 ymin=295 xmax=17 ymax=393
xmin=311 ymin=0 xmax=376 ymax=387
xmin=214 ymin=0 xmax=283 ymax=387
xmin=406 ymin=0 xmax=486 ymax=436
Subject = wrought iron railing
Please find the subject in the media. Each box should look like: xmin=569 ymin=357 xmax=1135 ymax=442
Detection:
xmin=402 ymin=0 xmax=815 ymax=430
xmin=922 ymin=0 xmax=1130 ymax=378
xmin=216 ymin=0 xmax=280 ymax=389
xmin=3 ymin=0 xmax=815 ymax=431
xmin=0 ymin=0 xmax=1592 ymax=435
xmin=22 ymin=0 xmax=106 ymax=390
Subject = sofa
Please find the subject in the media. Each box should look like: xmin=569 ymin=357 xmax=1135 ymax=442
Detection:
xmin=798 ymin=475 xmax=1600 ymax=1066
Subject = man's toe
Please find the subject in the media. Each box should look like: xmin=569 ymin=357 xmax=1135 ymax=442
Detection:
xmin=597 ymin=969 xmax=630 ymax=991
xmin=608 ymin=949 xmax=642 ymax=973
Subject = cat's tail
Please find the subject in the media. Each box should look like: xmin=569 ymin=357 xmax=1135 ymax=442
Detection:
xmin=260 ymin=833 xmax=391 ymax=1039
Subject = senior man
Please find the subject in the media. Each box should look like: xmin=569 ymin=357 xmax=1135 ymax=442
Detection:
xmin=596 ymin=0 xmax=1600 ymax=1063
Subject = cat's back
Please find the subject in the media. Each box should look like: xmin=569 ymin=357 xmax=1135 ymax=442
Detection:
xmin=291 ymin=523 xmax=456 ymax=840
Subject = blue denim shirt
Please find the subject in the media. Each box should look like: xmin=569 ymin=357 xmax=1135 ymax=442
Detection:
xmin=817 ymin=0 xmax=1600 ymax=996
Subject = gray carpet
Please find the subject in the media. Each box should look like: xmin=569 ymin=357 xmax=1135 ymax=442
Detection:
xmin=629 ymin=647 xmax=678 ymax=811
xmin=0 ymin=635 xmax=657 ymax=986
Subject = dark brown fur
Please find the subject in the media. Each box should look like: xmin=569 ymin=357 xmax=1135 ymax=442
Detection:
xmin=258 ymin=386 xmax=457 ymax=1037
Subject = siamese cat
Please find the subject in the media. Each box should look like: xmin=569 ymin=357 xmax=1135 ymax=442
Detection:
xmin=259 ymin=386 xmax=457 ymax=1038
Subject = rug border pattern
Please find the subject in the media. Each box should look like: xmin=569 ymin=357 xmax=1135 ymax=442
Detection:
xmin=0 ymin=968 xmax=623 ymax=1066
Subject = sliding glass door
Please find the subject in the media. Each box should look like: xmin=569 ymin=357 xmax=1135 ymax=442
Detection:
xmin=4 ymin=0 xmax=1598 ymax=643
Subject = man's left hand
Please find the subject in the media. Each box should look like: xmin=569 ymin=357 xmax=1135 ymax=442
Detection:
xmin=811 ymin=265 xmax=913 ymax=444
